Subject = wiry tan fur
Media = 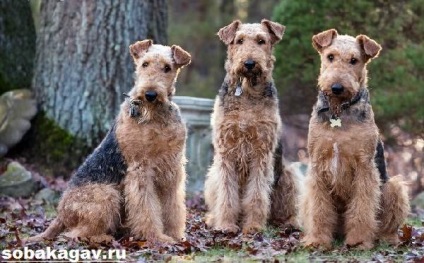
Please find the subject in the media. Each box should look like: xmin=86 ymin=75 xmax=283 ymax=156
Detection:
xmin=300 ymin=29 xmax=410 ymax=249
xmin=204 ymin=19 xmax=298 ymax=235
xmin=28 ymin=40 xmax=191 ymax=243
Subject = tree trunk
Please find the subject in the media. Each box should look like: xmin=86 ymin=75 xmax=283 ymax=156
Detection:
xmin=33 ymin=0 xmax=167 ymax=146
xmin=0 ymin=0 xmax=36 ymax=93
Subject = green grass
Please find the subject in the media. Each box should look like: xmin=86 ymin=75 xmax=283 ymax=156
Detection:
xmin=182 ymin=224 xmax=412 ymax=262
xmin=192 ymin=242 xmax=408 ymax=262
xmin=192 ymin=248 xmax=247 ymax=262
xmin=407 ymin=216 xmax=423 ymax=227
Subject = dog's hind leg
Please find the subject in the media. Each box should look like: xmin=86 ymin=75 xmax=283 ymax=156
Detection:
xmin=61 ymin=184 xmax=121 ymax=241
xmin=27 ymin=184 xmax=121 ymax=242
xmin=26 ymin=218 xmax=65 ymax=242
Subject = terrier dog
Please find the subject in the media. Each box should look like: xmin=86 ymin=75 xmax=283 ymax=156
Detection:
xmin=300 ymin=29 xmax=410 ymax=249
xmin=204 ymin=19 xmax=298 ymax=235
xmin=28 ymin=40 xmax=191 ymax=243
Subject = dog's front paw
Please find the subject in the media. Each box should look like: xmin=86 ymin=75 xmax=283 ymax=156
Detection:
xmin=345 ymin=232 xmax=375 ymax=250
xmin=345 ymin=239 xmax=374 ymax=250
xmin=242 ymin=223 xmax=263 ymax=235
xmin=216 ymin=223 xmax=240 ymax=234
xmin=88 ymin=234 xmax=114 ymax=243
xmin=302 ymin=235 xmax=332 ymax=250
xmin=379 ymin=233 xmax=399 ymax=245
xmin=154 ymin=234 xmax=176 ymax=244
xmin=169 ymin=232 xmax=185 ymax=243
xmin=204 ymin=213 xmax=214 ymax=227
xmin=25 ymin=234 xmax=46 ymax=243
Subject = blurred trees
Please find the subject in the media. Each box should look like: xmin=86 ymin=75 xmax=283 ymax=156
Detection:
xmin=168 ymin=0 xmax=231 ymax=98
xmin=0 ymin=0 xmax=35 ymax=93
xmin=272 ymin=0 xmax=423 ymax=136
xmin=169 ymin=0 xmax=278 ymax=98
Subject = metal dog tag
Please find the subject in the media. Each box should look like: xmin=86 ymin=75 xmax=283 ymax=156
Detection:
xmin=330 ymin=118 xmax=342 ymax=128
xmin=235 ymin=85 xmax=243 ymax=96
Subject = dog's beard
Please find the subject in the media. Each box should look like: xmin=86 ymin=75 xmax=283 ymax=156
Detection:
xmin=235 ymin=67 xmax=263 ymax=87
xmin=136 ymin=101 xmax=170 ymax=124
xmin=137 ymin=105 xmax=154 ymax=124
xmin=244 ymin=72 xmax=262 ymax=87
xmin=324 ymin=90 xmax=354 ymax=116
xmin=125 ymin=95 xmax=169 ymax=124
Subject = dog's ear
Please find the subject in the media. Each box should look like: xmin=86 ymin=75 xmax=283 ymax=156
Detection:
xmin=130 ymin=39 xmax=153 ymax=62
xmin=261 ymin=19 xmax=285 ymax=45
xmin=356 ymin=34 xmax=382 ymax=62
xmin=217 ymin=20 xmax=241 ymax=45
xmin=312 ymin=29 xmax=338 ymax=52
xmin=171 ymin=45 xmax=191 ymax=68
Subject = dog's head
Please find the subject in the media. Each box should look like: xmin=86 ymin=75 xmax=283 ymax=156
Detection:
xmin=218 ymin=19 xmax=284 ymax=84
xmin=313 ymin=29 xmax=381 ymax=103
xmin=125 ymin=40 xmax=190 ymax=123
xmin=129 ymin=40 xmax=191 ymax=105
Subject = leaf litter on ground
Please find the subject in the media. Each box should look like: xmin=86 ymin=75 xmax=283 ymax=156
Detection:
xmin=1 ymin=190 xmax=424 ymax=262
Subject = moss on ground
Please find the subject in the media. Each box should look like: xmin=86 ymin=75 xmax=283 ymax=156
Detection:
xmin=7 ymin=112 xmax=91 ymax=178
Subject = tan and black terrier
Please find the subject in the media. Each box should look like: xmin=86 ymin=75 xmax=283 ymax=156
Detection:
xmin=28 ymin=40 xmax=191 ymax=243
xmin=300 ymin=29 xmax=410 ymax=249
xmin=204 ymin=19 xmax=298 ymax=235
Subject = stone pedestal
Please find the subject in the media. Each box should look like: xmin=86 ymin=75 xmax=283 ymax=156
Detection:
xmin=174 ymin=96 xmax=214 ymax=194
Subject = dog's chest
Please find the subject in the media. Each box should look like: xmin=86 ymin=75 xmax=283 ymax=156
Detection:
xmin=217 ymin=104 xmax=280 ymax=156
xmin=309 ymin=120 xmax=379 ymax=190
xmin=116 ymin=119 xmax=186 ymax=164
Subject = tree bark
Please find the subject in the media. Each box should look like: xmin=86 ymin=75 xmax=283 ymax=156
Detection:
xmin=33 ymin=0 xmax=167 ymax=146
xmin=0 ymin=0 xmax=36 ymax=93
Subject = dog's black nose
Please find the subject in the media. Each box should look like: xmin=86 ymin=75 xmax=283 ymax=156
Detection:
xmin=331 ymin=83 xmax=344 ymax=95
xmin=244 ymin=59 xmax=256 ymax=70
xmin=145 ymin=91 xmax=157 ymax=102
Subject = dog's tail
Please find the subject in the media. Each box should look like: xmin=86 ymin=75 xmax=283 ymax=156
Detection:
xmin=26 ymin=217 xmax=65 ymax=242
xmin=269 ymin=140 xmax=300 ymax=227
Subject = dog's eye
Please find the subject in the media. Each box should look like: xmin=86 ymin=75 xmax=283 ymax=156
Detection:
xmin=164 ymin=64 xmax=171 ymax=73
xmin=350 ymin=58 xmax=357 ymax=65
xmin=327 ymin=54 xmax=334 ymax=62
xmin=142 ymin=62 xmax=149 ymax=68
xmin=258 ymin=39 xmax=265 ymax=45
xmin=236 ymin=38 xmax=243 ymax=45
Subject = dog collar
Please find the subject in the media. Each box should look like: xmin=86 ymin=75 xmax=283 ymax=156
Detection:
xmin=341 ymin=88 xmax=367 ymax=110
xmin=232 ymin=79 xmax=276 ymax=98
xmin=316 ymin=88 xmax=368 ymax=128
xmin=317 ymin=88 xmax=368 ymax=114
